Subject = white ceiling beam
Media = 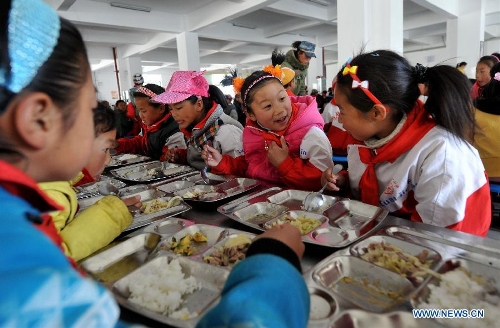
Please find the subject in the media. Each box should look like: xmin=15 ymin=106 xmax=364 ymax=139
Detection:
xmin=485 ymin=25 xmax=499 ymax=39
xmin=264 ymin=20 xmax=322 ymax=38
xmin=57 ymin=0 xmax=185 ymax=33
xmin=317 ymin=33 xmax=338 ymax=48
xmin=404 ymin=11 xmax=447 ymax=30
xmin=266 ymin=0 xmax=336 ymax=22
xmin=486 ymin=12 xmax=500 ymax=26
xmin=409 ymin=0 xmax=458 ymax=18
xmin=199 ymin=22 xmax=314 ymax=47
xmin=221 ymin=41 xmax=249 ymax=51
xmin=239 ymin=53 xmax=271 ymax=64
xmin=78 ymin=27 xmax=147 ymax=45
xmin=404 ymin=35 xmax=444 ymax=45
xmin=118 ymin=33 xmax=178 ymax=59
xmin=86 ymin=44 xmax=115 ymax=61
xmin=186 ymin=0 xmax=280 ymax=32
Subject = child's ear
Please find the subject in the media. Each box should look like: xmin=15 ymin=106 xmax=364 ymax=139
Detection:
xmin=246 ymin=109 xmax=257 ymax=122
xmin=195 ymin=98 xmax=204 ymax=112
xmin=14 ymin=92 xmax=58 ymax=150
xmin=371 ymin=104 xmax=389 ymax=121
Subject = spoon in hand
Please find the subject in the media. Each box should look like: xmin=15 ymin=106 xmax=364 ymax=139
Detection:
xmin=303 ymin=164 xmax=343 ymax=212
xmin=201 ymin=140 xmax=213 ymax=185
xmin=98 ymin=182 xmax=121 ymax=197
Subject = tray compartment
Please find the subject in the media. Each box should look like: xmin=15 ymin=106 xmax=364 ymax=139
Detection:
xmin=310 ymin=227 xmax=350 ymax=246
xmin=232 ymin=202 xmax=288 ymax=227
xmin=324 ymin=200 xmax=387 ymax=233
xmin=157 ymin=224 xmax=227 ymax=256
xmin=312 ymin=255 xmax=414 ymax=312
xmin=112 ymin=255 xmax=228 ymax=327
xmin=111 ymin=161 xmax=195 ymax=182
xmin=107 ymin=153 xmax=151 ymax=168
xmin=263 ymin=210 xmax=327 ymax=235
xmin=308 ymin=286 xmax=338 ymax=323
xmin=156 ymin=180 xmax=196 ymax=194
xmin=267 ymin=189 xmax=337 ymax=212
xmin=201 ymin=232 xmax=256 ymax=269
xmin=412 ymin=258 xmax=500 ymax=321
xmin=80 ymin=233 xmax=162 ymax=284
xmin=175 ymin=178 xmax=260 ymax=203
xmin=76 ymin=176 xmax=127 ymax=198
xmin=350 ymin=235 xmax=442 ymax=285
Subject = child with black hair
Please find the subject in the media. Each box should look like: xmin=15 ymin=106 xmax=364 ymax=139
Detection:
xmin=471 ymin=55 xmax=499 ymax=99
xmin=202 ymin=67 xmax=333 ymax=191
xmin=153 ymin=71 xmax=244 ymax=170
xmin=114 ymin=83 xmax=186 ymax=160
xmin=0 ymin=1 xmax=309 ymax=326
xmin=474 ymin=62 xmax=500 ymax=181
xmin=39 ymin=103 xmax=141 ymax=261
xmin=322 ymin=50 xmax=491 ymax=237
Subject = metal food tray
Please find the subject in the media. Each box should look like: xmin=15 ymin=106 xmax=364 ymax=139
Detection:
xmin=411 ymin=257 xmax=500 ymax=310
xmin=200 ymin=231 xmax=256 ymax=270
xmin=350 ymin=235 xmax=442 ymax=286
xmin=182 ymin=172 xmax=228 ymax=185
xmin=110 ymin=161 xmax=196 ymax=183
xmin=267 ymin=189 xmax=338 ymax=213
xmin=76 ymin=176 xmax=127 ymax=199
xmin=309 ymin=255 xmax=415 ymax=313
xmin=107 ymin=153 xmax=151 ymax=169
xmin=303 ymin=222 xmax=500 ymax=327
xmin=173 ymin=178 xmax=260 ymax=203
xmin=126 ymin=194 xmax=192 ymax=232
xmin=142 ymin=217 xmax=195 ymax=235
xmin=112 ymin=255 xmax=229 ymax=328
xmin=221 ymin=190 xmax=388 ymax=248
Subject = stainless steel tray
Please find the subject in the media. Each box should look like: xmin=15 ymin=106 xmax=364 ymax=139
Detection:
xmin=80 ymin=233 xmax=164 ymax=285
xmin=182 ymin=172 xmax=228 ymax=185
xmin=110 ymin=161 xmax=196 ymax=183
xmin=76 ymin=176 xmax=127 ymax=199
xmin=310 ymin=255 xmax=414 ymax=313
xmin=350 ymin=235 xmax=441 ymax=286
xmin=411 ymin=258 xmax=500 ymax=321
xmin=112 ymin=255 xmax=229 ymax=328
xmin=173 ymin=178 xmax=260 ymax=202
xmin=142 ymin=217 xmax=195 ymax=235
xmin=200 ymin=231 xmax=256 ymax=270
xmin=126 ymin=194 xmax=192 ymax=232
xmin=221 ymin=191 xmax=388 ymax=248
xmin=107 ymin=153 xmax=151 ymax=169
xmin=267 ymin=189 xmax=338 ymax=213
xmin=156 ymin=180 xmax=196 ymax=194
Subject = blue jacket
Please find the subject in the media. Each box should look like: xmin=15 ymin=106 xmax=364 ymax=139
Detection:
xmin=0 ymin=161 xmax=120 ymax=327
xmin=197 ymin=254 xmax=310 ymax=328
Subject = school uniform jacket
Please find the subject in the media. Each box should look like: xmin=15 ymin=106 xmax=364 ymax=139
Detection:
xmin=212 ymin=96 xmax=333 ymax=191
xmin=346 ymin=105 xmax=491 ymax=236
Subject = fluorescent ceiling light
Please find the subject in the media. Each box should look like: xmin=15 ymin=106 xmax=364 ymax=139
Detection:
xmin=232 ymin=23 xmax=256 ymax=30
xmin=110 ymin=2 xmax=151 ymax=12
xmin=307 ymin=0 xmax=329 ymax=6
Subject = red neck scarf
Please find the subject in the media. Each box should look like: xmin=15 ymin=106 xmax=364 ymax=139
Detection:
xmin=246 ymin=102 xmax=299 ymax=147
xmin=358 ymin=102 xmax=436 ymax=205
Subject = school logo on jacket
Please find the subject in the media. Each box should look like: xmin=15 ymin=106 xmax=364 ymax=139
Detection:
xmin=383 ymin=179 xmax=400 ymax=195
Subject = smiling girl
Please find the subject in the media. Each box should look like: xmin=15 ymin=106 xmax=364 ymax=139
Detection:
xmin=202 ymin=68 xmax=333 ymax=191
xmin=114 ymin=83 xmax=186 ymax=160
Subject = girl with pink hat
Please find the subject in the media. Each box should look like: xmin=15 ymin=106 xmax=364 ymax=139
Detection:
xmin=153 ymin=71 xmax=244 ymax=170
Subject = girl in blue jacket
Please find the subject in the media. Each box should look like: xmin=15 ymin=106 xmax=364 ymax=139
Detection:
xmin=0 ymin=2 xmax=309 ymax=327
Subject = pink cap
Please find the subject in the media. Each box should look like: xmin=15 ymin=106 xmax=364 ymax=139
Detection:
xmin=152 ymin=71 xmax=209 ymax=104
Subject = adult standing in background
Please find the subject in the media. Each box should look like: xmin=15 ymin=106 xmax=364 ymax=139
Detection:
xmin=114 ymin=99 xmax=134 ymax=138
xmin=281 ymin=41 xmax=316 ymax=96
xmin=233 ymin=93 xmax=247 ymax=126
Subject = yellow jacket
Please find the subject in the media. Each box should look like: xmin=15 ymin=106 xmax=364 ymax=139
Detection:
xmin=474 ymin=109 xmax=500 ymax=178
xmin=39 ymin=178 xmax=133 ymax=261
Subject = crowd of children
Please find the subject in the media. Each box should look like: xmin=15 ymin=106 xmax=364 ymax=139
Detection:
xmin=1 ymin=0 xmax=498 ymax=326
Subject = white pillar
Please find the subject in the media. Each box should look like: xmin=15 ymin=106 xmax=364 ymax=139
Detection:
xmin=337 ymin=0 xmax=403 ymax=64
xmin=118 ymin=56 xmax=142 ymax=92
xmin=446 ymin=0 xmax=485 ymax=78
xmin=176 ymin=32 xmax=201 ymax=71
xmin=308 ymin=45 xmax=322 ymax=92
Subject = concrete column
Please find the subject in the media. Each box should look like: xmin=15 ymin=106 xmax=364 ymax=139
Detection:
xmin=176 ymin=32 xmax=201 ymax=71
xmin=446 ymin=0 xmax=486 ymax=78
xmin=118 ymin=56 xmax=142 ymax=92
xmin=307 ymin=46 xmax=322 ymax=92
xmin=337 ymin=0 xmax=403 ymax=64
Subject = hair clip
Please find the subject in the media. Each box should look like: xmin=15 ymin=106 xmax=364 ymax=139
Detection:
xmin=342 ymin=64 xmax=382 ymax=105
xmin=494 ymin=72 xmax=500 ymax=82
xmin=262 ymin=64 xmax=283 ymax=80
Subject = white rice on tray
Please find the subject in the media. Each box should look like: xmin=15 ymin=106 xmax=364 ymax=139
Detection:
xmin=125 ymin=259 xmax=201 ymax=320
xmin=417 ymin=268 xmax=500 ymax=328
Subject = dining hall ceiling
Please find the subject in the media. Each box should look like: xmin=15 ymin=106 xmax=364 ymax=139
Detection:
xmin=45 ymin=0 xmax=500 ymax=73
